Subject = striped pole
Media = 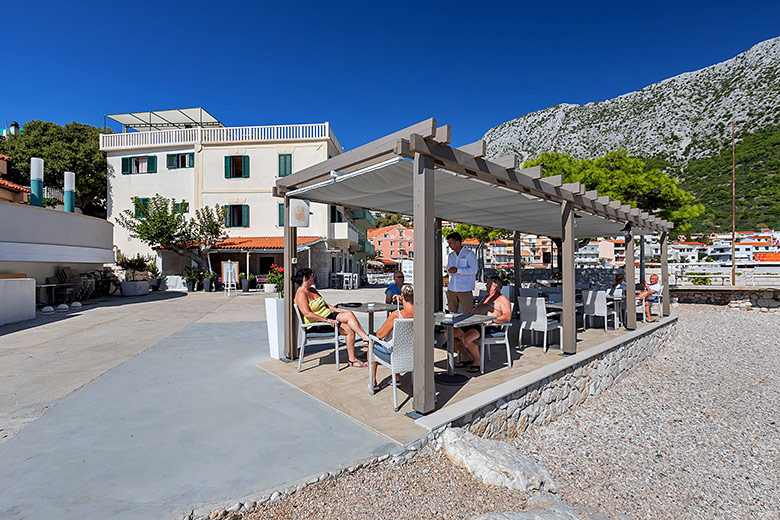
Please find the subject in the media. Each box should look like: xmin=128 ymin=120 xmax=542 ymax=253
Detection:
xmin=64 ymin=171 xmax=75 ymax=212
xmin=30 ymin=157 xmax=44 ymax=207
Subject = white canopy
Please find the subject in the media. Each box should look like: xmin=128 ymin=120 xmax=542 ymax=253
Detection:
xmin=289 ymin=157 xmax=645 ymax=238
xmin=106 ymin=107 xmax=223 ymax=131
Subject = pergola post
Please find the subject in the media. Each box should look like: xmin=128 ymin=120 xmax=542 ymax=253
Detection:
xmin=283 ymin=196 xmax=298 ymax=360
xmin=661 ymin=231 xmax=670 ymax=316
xmin=412 ymin=152 xmax=435 ymax=414
xmin=561 ymin=202 xmax=577 ymax=354
xmin=434 ymin=218 xmax=443 ymax=312
xmin=624 ymin=227 xmax=637 ymax=330
xmin=513 ymin=231 xmax=522 ymax=294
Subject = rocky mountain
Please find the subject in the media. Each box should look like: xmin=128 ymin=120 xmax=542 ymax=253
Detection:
xmin=484 ymin=36 xmax=780 ymax=165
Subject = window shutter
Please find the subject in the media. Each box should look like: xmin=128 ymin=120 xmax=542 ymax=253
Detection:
xmin=278 ymin=154 xmax=292 ymax=177
xmin=224 ymin=156 xmax=231 ymax=178
xmin=121 ymin=158 xmax=130 ymax=174
xmin=242 ymin=155 xmax=249 ymax=178
xmin=183 ymin=202 xmax=189 ymax=213
xmin=188 ymin=153 xmax=194 ymax=168
xmin=224 ymin=204 xmax=231 ymax=227
xmin=167 ymin=154 xmax=177 ymax=169
xmin=278 ymin=203 xmax=284 ymax=227
xmin=147 ymin=156 xmax=157 ymax=173
xmin=242 ymin=205 xmax=249 ymax=227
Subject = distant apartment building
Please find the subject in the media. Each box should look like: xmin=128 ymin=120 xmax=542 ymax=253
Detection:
xmin=575 ymin=240 xmax=616 ymax=268
xmin=0 ymin=154 xmax=29 ymax=203
xmin=368 ymin=224 xmax=414 ymax=261
xmin=100 ymin=108 xmax=374 ymax=285
xmin=669 ymin=242 xmax=705 ymax=262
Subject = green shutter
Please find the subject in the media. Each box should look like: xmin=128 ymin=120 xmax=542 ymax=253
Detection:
xmin=167 ymin=154 xmax=177 ymax=169
xmin=121 ymin=158 xmax=130 ymax=174
xmin=242 ymin=155 xmax=249 ymax=178
xmin=278 ymin=153 xmax=292 ymax=177
xmin=224 ymin=156 xmax=231 ymax=178
xmin=187 ymin=153 xmax=194 ymax=168
xmin=242 ymin=205 xmax=249 ymax=227
xmin=182 ymin=201 xmax=189 ymax=213
xmin=278 ymin=203 xmax=284 ymax=227
xmin=224 ymin=204 xmax=231 ymax=227
xmin=135 ymin=197 xmax=149 ymax=218
xmin=147 ymin=156 xmax=157 ymax=173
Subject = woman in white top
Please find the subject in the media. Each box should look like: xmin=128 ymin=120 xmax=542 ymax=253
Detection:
xmin=371 ymin=283 xmax=414 ymax=391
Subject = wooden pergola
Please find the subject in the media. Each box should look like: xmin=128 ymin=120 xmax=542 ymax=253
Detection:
xmin=274 ymin=118 xmax=672 ymax=414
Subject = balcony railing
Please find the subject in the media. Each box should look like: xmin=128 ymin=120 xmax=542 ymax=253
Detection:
xmin=99 ymin=123 xmax=341 ymax=152
xmin=330 ymin=222 xmax=360 ymax=245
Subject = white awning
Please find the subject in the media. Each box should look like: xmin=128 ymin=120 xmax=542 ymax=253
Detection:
xmin=289 ymin=157 xmax=647 ymax=238
xmin=106 ymin=108 xmax=223 ymax=130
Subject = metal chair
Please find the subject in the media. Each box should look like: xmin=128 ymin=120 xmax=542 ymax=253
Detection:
xmin=368 ymin=318 xmax=414 ymax=412
xmin=582 ymin=290 xmax=618 ymax=331
xmin=517 ymin=296 xmax=561 ymax=353
xmin=479 ymin=303 xmax=514 ymax=374
xmin=295 ymin=303 xmax=343 ymax=372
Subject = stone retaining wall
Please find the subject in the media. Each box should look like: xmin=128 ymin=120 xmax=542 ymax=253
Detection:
xmin=451 ymin=322 xmax=677 ymax=441
xmin=672 ymin=287 xmax=780 ymax=311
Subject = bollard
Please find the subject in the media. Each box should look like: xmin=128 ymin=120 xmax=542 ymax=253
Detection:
xmin=64 ymin=171 xmax=75 ymax=212
xmin=30 ymin=157 xmax=44 ymax=207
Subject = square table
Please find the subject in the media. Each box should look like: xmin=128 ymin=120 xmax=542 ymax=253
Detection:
xmin=335 ymin=302 xmax=397 ymax=335
xmin=434 ymin=312 xmax=494 ymax=386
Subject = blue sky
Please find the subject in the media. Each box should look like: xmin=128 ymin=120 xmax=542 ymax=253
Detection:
xmin=3 ymin=1 xmax=779 ymax=149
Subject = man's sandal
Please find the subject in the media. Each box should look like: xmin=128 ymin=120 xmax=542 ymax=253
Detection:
xmin=348 ymin=360 xmax=367 ymax=367
xmin=454 ymin=360 xmax=473 ymax=368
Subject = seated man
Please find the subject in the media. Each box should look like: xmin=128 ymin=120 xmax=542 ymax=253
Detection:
xmin=637 ymin=274 xmax=662 ymax=322
xmin=385 ymin=271 xmax=405 ymax=304
xmin=453 ymin=275 xmax=512 ymax=373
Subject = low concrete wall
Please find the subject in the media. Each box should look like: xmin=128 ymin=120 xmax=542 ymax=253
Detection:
xmin=0 ymin=278 xmax=36 ymax=326
xmin=672 ymin=286 xmax=780 ymax=311
xmin=417 ymin=318 xmax=677 ymax=439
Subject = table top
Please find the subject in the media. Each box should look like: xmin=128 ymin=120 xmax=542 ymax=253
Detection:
xmin=435 ymin=312 xmax=495 ymax=328
xmin=36 ymin=284 xmax=57 ymax=288
xmin=546 ymin=302 xmax=584 ymax=311
xmin=336 ymin=302 xmax=397 ymax=313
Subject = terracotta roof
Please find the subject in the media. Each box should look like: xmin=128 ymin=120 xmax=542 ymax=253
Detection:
xmin=674 ymin=242 xmax=705 ymax=246
xmin=0 ymin=177 xmax=30 ymax=193
xmin=736 ymin=242 xmax=775 ymax=246
xmin=215 ymin=236 xmax=321 ymax=250
xmin=0 ymin=153 xmax=11 ymax=161
xmin=377 ymin=258 xmax=399 ymax=264
xmin=462 ymin=238 xmax=480 ymax=245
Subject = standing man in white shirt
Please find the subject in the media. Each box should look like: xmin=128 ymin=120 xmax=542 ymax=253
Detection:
xmin=446 ymin=232 xmax=478 ymax=313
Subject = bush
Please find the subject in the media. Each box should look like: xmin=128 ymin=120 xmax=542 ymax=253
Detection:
xmin=117 ymin=253 xmax=152 ymax=281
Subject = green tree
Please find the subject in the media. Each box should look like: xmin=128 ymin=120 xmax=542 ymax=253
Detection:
xmin=0 ymin=120 xmax=110 ymax=218
xmin=374 ymin=212 xmax=411 ymax=228
xmin=524 ymin=150 xmax=704 ymax=235
xmin=116 ymin=194 xmax=226 ymax=270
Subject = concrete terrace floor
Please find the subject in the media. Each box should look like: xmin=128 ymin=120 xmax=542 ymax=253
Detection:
xmin=0 ymin=290 xmax=396 ymax=520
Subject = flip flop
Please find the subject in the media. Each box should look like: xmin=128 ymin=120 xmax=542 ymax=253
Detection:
xmin=348 ymin=360 xmax=367 ymax=367
xmin=467 ymin=365 xmax=481 ymax=373
xmin=455 ymin=360 xmax=474 ymax=368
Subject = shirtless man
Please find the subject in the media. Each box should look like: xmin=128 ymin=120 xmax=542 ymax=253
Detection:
xmin=453 ymin=275 xmax=512 ymax=373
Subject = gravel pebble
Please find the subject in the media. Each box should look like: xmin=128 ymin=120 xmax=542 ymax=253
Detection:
xmin=512 ymin=305 xmax=779 ymax=519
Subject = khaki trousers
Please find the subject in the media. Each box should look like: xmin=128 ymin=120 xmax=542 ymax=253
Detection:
xmin=447 ymin=290 xmax=474 ymax=313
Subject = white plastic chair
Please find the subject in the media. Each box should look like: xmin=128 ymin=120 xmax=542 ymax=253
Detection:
xmin=637 ymin=285 xmax=663 ymax=321
xmin=295 ymin=303 xmax=342 ymax=372
xmin=607 ymin=288 xmax=624 ymax=327
xmin=479 ymin=303 xmax=514 ymax=374
xmin=582 ymin=290 xmax=618 ymax=331
xmin=368 ymin=318 xmax=414 ymax=412
xmin=517 ymin=297 xmax=561 ymax=353
xmin=518 ymin=288 xmax=539 ymax=298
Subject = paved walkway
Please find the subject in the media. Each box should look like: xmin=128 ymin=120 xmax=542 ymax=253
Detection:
xmin=0 ymin=292 xmax=396 ymax=519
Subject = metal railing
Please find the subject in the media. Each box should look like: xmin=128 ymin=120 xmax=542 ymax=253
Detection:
xmin=99 ymin=123 xmax=341 ymax=151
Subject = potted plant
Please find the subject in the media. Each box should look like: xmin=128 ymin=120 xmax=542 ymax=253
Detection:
xmin=183 ymin=266 xmax=199 ymax=292
xmin=203 ymin=271 xmax=217 ymax=292
xmin=117 ymin=253 xmax=152 ymax=296
xmin=239 ymin=272 xmax=249 ymax=292
xmin=248 ymin=272 xmax=257 ymax=290
xmin=264 ymin=264 xmax=286 ymax=360
xmin=148 ymin=260 xmax=162 ymax=291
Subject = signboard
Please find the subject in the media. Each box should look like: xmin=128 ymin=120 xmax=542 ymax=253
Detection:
xmin=289 ymin=199 xmax=310 ymax=227
xmin=221 ymin=261 xmax=238 ymax=286
xmin=401 ymin=259 xmax=414 ymax=284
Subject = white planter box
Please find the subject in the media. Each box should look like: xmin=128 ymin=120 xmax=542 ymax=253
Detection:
xmin=121 ymin=280 xmax=149 ymax=296
xmin=265 ymin=297 xmax=285 ymax=360
xmin=263 ymin=283 xmax=277 ymax=294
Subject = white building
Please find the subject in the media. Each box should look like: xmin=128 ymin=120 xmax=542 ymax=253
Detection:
xmin=101 ymin=108 xmax=371 ymax=285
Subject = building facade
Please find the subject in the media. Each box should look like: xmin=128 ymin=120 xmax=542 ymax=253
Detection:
xmin=367 ymin=224 xmax=414 ymax=262
xmin=101 ymin=109 xmax=372 ymax=285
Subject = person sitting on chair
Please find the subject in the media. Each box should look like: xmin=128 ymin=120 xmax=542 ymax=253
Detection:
xmin=453 ymin=275 xmax=512 ymax=373
xmin=371 ymin=283 xmax=414 ymax=391
xmin=293 ymin=268 xmax=370 ymax=367
xmin=636 ymin=274 xmax=662 ymax=322
xmin=385 ymin=271 xmax=405 ymax=304
xmin=613 ymin=273 xmax=627 ymax=291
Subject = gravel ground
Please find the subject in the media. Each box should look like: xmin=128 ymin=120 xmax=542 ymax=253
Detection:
xmin=234 ymin=304 xmax=779 ymax=519
xmin=513 ymin=304 xmax=779 ymax=519
xmin=242 ymin=447 xmax=529 ymax=519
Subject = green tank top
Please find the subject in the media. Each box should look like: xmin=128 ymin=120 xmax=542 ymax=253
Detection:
xmin=304 ymin=296 xmax=331 ymax=323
